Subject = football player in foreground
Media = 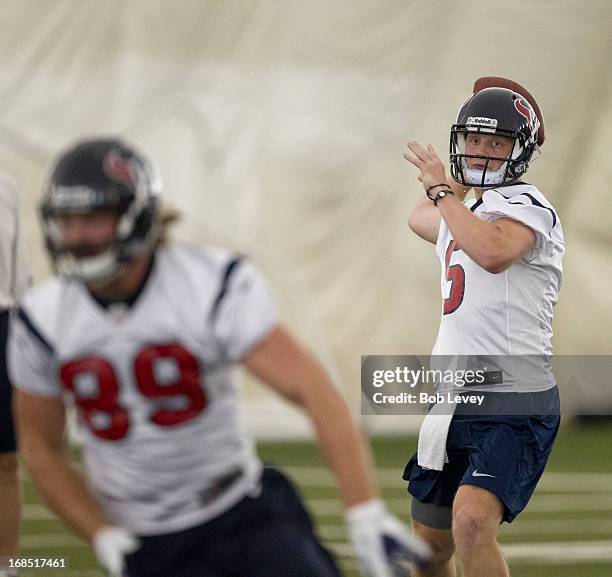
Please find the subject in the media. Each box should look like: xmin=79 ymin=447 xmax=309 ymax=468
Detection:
xmin=10 ymin=138 xmax=431 ymax=577
xmin=402 ymin=78 xmax=564 ymax=577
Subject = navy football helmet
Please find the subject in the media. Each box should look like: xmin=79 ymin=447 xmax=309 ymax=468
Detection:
xmin=450 ymin=87 xmax=541 ymax=187
xmin=41 ymin=138 xmax=161 ymax=283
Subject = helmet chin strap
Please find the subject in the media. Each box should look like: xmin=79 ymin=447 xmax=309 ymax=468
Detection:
xmin=55 ymin=249 xmax=121 ymax=286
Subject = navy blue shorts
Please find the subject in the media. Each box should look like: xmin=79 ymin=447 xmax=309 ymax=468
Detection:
xmin=403 ymin=410 xmax=560 ymax=523
xmin=0 ymin=310 xmax=17 ymax=454
xmin=125 ymin=467 xmax=341 ymax=577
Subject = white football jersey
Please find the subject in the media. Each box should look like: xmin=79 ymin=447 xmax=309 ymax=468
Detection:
xmin=432 ymin=183 xmax=564 ymax=392
xmin=9 ymin=244 xmax=277 ymax=535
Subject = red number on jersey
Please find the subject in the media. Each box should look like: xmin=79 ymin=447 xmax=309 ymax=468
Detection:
xmin=60 ymin=357 xmax=129 ymax=441
xmin=443 ymin=240 xmax=465 ymax=315
xmin=135 ymin=344 xmax=207 ymax=427
xmin=60 ymin=344 xmax=207 ymax=441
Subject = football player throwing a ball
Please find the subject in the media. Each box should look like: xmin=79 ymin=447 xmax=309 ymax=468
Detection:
xmin=403 ymin=78 xmax=564 ymax=577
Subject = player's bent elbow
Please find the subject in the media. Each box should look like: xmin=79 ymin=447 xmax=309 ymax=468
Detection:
xmin=408 ymin=213 xmax=437 ymax=244
xmin=407 ymin=213 xmax=418 ymax=234
xmin=484 ymin=263 xmax=508 ymax=274
xmin=408 ymin=207 xmax=428 ymax=232
xmin=479 ymin=254 xmax=511 ymax=274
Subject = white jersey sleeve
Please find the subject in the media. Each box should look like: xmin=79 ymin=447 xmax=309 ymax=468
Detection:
xmin=8 ymin=304 xmax=59 ymax=397
xmin=479 ymin=185 xmax=562 ymax=265
xmin=212 ymin=257 xmax=277 ymax=361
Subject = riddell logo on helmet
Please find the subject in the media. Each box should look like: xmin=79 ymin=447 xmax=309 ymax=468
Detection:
xmin=466 ymin=116 xmax=498 ymax=128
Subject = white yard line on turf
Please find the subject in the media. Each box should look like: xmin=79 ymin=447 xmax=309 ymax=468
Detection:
xmin=523 ymin=494 xmax=612 ymax=513
xmin=306 ymin=493 xmax=612 ymax=516
xmin=501 ymin=540 xmax=612 ymax=562
xmin=501 ymin=518 xmax=612 ymax=535
xmin=329 ymin=540 xmax=612 ymax=562
xmin=319 ymin=518 xmax=612 ymax=539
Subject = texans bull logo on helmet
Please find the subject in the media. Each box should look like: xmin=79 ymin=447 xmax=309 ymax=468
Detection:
xmin=514 ymin=97 xmax=540 ymax=141
xmin=103 ymin=149 xmax=139 ymax=193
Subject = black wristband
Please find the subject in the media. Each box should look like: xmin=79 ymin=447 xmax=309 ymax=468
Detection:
xmin=426 ymin=183 xmax=449 ymax=201
xmin=432 ymin=189 xmax=454 ymax=206
xmin=426 ymin=183 xmax=449 ymax=194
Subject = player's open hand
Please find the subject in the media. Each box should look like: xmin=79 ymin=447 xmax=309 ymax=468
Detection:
xmin=93 ymin=526 xmax=140 ymax=577
xmin=346 ymin=499 xmax=432 ymax=577
xmin=403 ymin=141 xmax=448 ymax=192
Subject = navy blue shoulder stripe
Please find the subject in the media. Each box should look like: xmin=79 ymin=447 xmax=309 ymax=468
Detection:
xmin=470 ymin=198 xmax=484 ymax=212
xmin=209 ymin=256 xmax=244 ymax=323
xmin=519 ymin=193 xmax=558 ymax=230
xmin=17 ymin=307 xmax=54 ymax=355
xmin=494 ymin=191 xmax=557 ymax=231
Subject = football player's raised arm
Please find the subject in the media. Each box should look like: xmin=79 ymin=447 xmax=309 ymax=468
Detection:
xmin=15 ymin=389 xmax=109 ymax=541
xmin=407 ymin=179 xmax=469 ymax=244
xmin=404 ymin=142 xmax=470 ymax=245
xmin=242 ymin=326 xmax=377 ymax=508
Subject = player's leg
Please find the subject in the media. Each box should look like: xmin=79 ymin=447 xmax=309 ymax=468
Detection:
xmin=0 ymin=310 xmax=20 ymax=559
xmin=452 ymin=410 xmax=561 ymax=577
xmin=404 ymin=446 xmax=469 ymax=577
xmin=220 ymin=467 xmax=341 ymax=577
xmin=125 ymin=529 xmax=222 ymax=577
xmin=452 ymin=485 xmax=508 ymax=577
xmin=126 ymin=467 xmax=340 ymax=577
xmin=234 ymin=516 xmax=341 ymax=577
xmin=411 ymin=501 xmax=456 ymax=577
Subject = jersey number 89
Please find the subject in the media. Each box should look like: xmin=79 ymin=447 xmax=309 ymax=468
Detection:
xmin=59 ymin=343 xmax=207 ymax=441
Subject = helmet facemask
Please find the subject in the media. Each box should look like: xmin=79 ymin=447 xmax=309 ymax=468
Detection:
xmin=43 ymin=213 xmax=125 ymax=285
xmin=450 ymin=128 xmax=530 ymax=187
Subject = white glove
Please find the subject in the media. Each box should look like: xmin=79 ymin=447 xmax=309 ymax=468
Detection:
xmin=346 ymin=500 xmax=432 ymax=577
xmin=93 ymin=526 xmax=141 ymax=577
